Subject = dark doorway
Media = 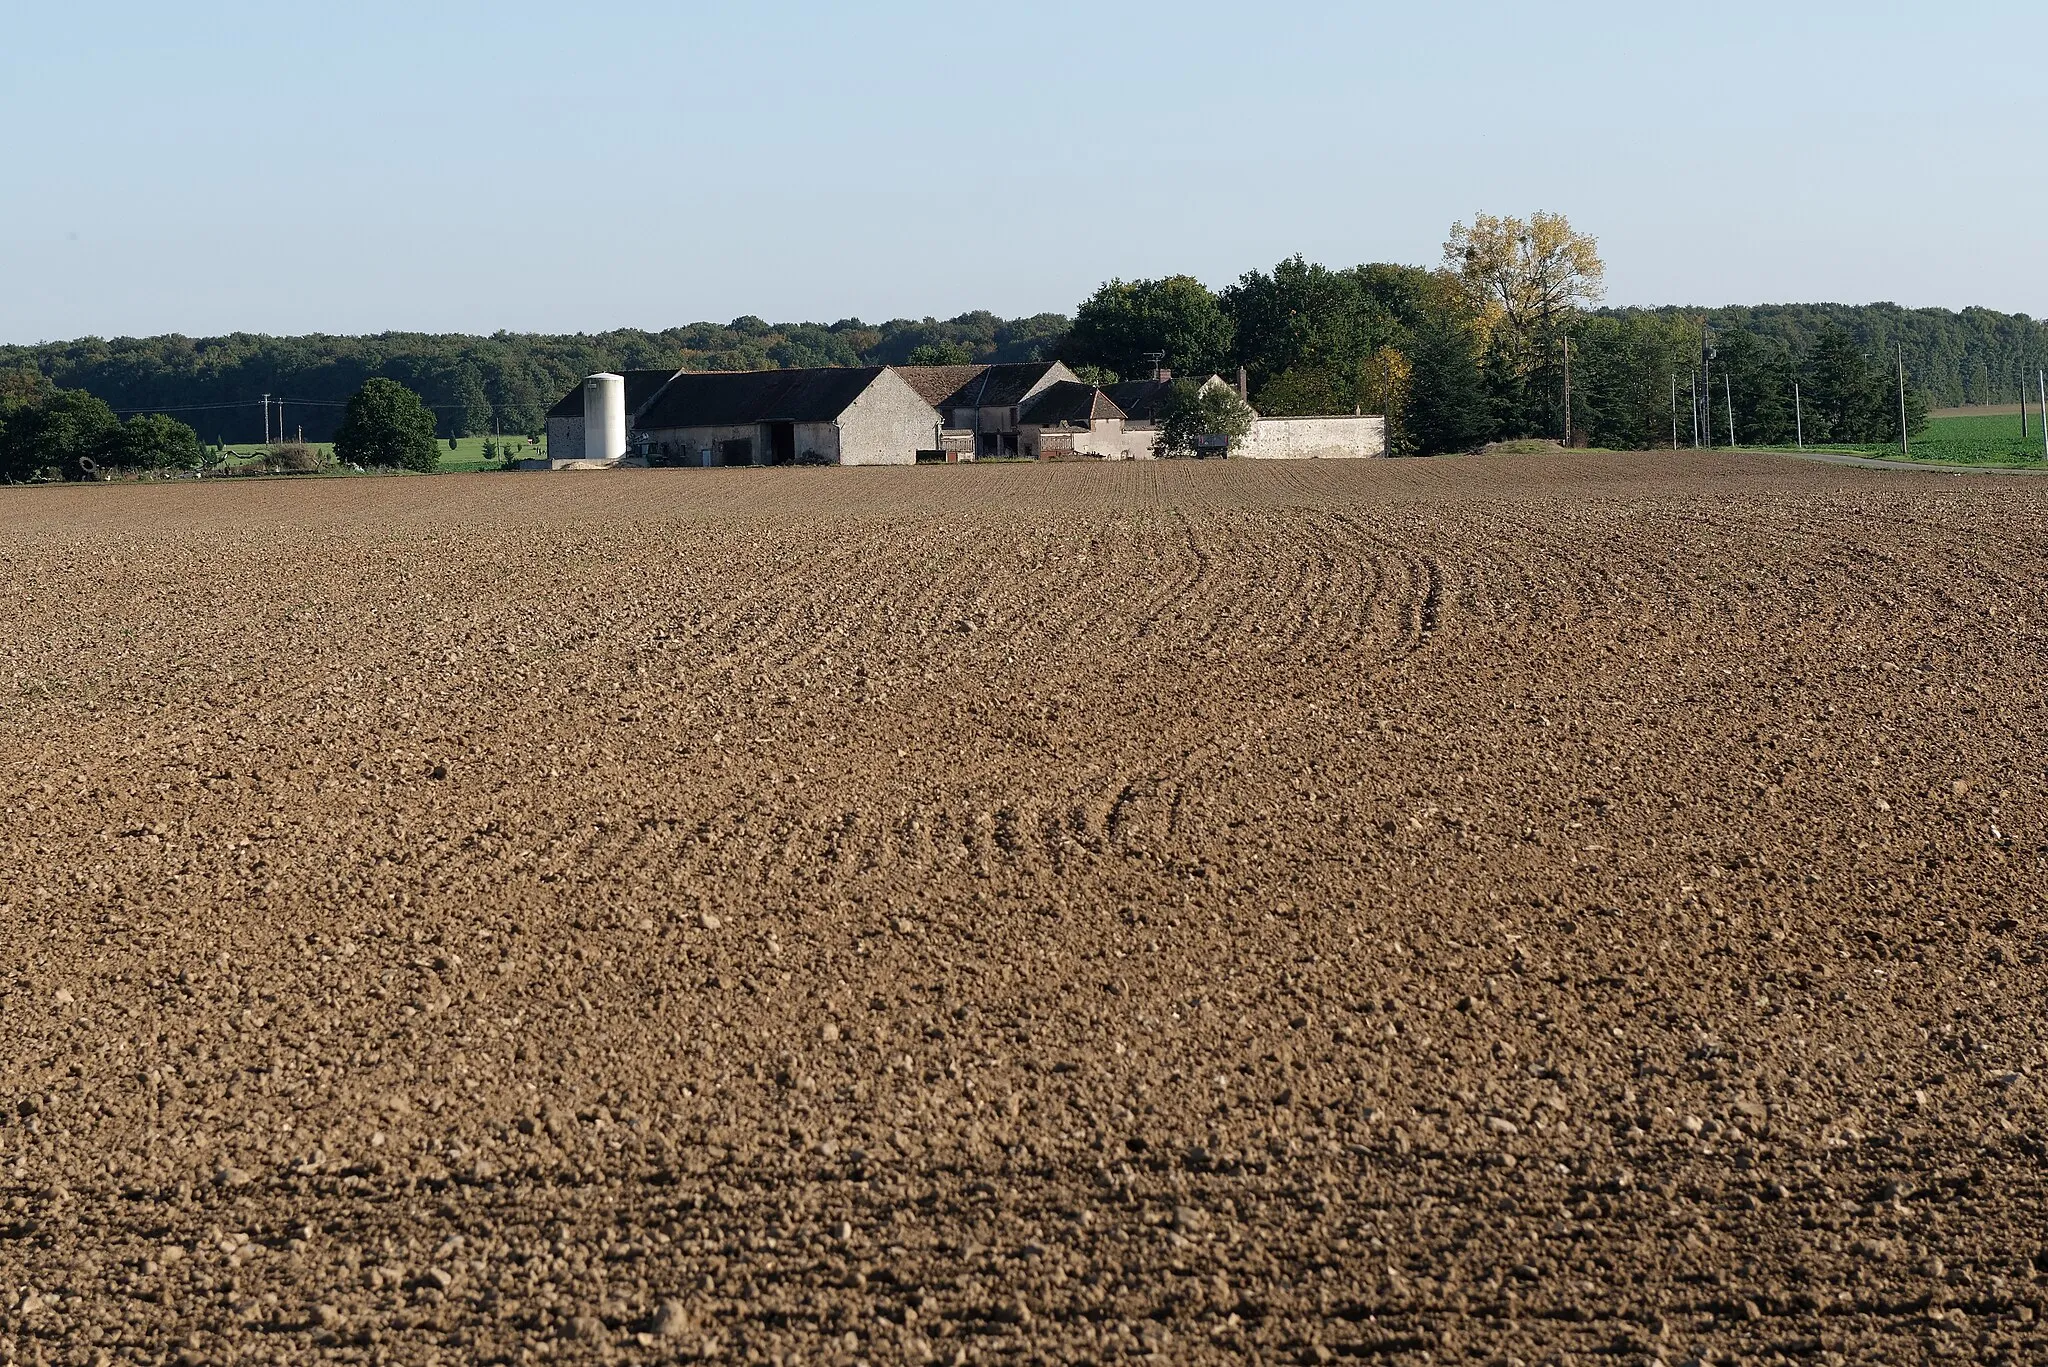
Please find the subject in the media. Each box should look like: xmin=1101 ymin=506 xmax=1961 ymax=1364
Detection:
xmin=766 ymin=422 xmax=797 ymax=465
xmin=719 ymin=437 xmax=753 ymax=466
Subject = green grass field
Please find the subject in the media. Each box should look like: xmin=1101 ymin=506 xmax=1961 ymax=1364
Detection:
xmin=212 ymin=434 xmax=542 ymax=474
xmin=1737 ymin=412 xmax=2048 ymax=468
xmin=1890 ymin=412 xmax=2048 ymax=467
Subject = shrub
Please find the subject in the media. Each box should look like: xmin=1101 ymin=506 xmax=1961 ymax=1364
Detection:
xmin=335 ymin=379 xmax=440 ymax=472
xmin=269 ymin=444 xmax=324 ymax=474
xmin=117 ymin=413 xmax=204 ymax=471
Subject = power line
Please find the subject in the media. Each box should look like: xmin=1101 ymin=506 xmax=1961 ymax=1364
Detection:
xmin=107 ymin=400 xmax=263 ymax=414
xmin=108 ymin=395 xmax=486 ymax=414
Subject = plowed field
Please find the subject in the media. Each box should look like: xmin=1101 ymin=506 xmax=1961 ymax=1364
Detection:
xmin=3 ymin=454 xmax=2046 ymax=1367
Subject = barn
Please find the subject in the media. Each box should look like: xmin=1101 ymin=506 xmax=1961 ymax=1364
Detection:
xmin=542 ymin=366 xmax=938 ymax=468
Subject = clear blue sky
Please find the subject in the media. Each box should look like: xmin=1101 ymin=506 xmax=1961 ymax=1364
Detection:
xmin=5 ymin=0 xmax=2044 ymax=342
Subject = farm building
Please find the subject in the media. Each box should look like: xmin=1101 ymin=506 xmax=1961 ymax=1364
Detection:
xmin=900 ymin=361 xmax=1078 ymax=460
xmin=538 ymin=362 xmax=1385 ymax=467
xmin=542 ymin=366 xmax=936 ymax=468
xmin=541 ymin=370 xmax=687 ymax=468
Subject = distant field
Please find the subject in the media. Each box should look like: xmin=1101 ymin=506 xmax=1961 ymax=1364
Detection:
xmin=1892 ymin=411 xmax=2046 ymax=467
xmin=1932 ymin=403 xmax=2025 ymax=418
xmin=213 ymin=433 xmax=541 ymax=473
xmin=1737 ymin=412 xmax=2048 ymax=468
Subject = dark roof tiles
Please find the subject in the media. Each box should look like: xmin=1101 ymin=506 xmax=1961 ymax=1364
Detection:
xmin=545 ymin=369 xmax=686 ymax=421
xmin=634 ymin=367 xmax=891 ymax=429
xmin=937 ymin=362 xmax=1069 ymax=412
xmin=1019 ymin=381 xmax=1124 ymax=427
xmin=893 ymin=365 xmax=987 ymax=406
xmin=1103 ymin=378 xmax=1176 ymax=421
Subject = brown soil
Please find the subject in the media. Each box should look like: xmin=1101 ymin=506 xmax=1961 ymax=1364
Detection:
xmin=2 ymin=454 xmax=2045 ymax=1367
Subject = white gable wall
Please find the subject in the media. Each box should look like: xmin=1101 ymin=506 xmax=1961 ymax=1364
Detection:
xmin=837 ymin=368 xmax=938 ymax=465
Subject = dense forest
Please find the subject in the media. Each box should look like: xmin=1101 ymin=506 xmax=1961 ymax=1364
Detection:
xmin=5 ymin=217 xmax=2046 ymax=455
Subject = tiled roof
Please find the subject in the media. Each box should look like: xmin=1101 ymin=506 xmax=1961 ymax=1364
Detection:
xmin=544 ymin=369 xmax=685 ymax=421
xmin=1019 ymin=381 xmax=1124 ymax=427
xmin=634 ymin=367 xmax=889 ymax=429
xmin=936 ymin=362 xmax=1069 ymax=412
xmin=892 ymin=365 xmax=986 ymax=406
xmin=1102 ymin=378 xmax=1176 ymax=421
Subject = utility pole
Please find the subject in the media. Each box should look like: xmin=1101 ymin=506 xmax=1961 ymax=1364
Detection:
xmin=1701 ymin=332 xmax=1714 ymax=451
xmin=1670 ymin=374 xmax=1679 ymax=450
xmin=1689 ymin=373 xmax=1700 ymax=448
xmin=1794 ymin=381 xmax=1804 ymax=450
xmin=2039 ymin=368 xmax=2046 ymax=462
xmin=1561 ymin=332 xmax=1572 ymax=447
xmin=260 ymin=393 xmax=270 ymax=446
xmin=1897 ymin=346 xmax=1909 ymax=459
xmin=1725 ymin=374 xmax=1736 ymax=448
xmin=2021 ymin=371 xmax=2029 ymax=440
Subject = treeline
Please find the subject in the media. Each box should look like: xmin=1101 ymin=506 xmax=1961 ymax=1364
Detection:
xmin=0 ymin=314 xmax=1067 ymax=445
xmin=5 ymin=217 xmax=2043 ymax=455
xmin=1622 ymin=303 xmax=2048 ymax=408
xmin=1055 ymin=217 xmax=1961 ymax=452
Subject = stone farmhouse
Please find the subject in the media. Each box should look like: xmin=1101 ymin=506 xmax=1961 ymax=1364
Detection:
xmin=541 ymin=366 xmax=935 ymax=471
xmin=539 ymin=362 xmax=1384 ymax=468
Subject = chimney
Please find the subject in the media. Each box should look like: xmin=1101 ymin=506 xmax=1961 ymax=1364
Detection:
xmin=1237 ymin=366 xmax=1249 ymax=401
xmin=1155 ymin=366 xmax=1172 ymax=382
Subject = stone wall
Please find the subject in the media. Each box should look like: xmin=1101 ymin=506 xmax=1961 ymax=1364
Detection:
xmin=1081 ymin=419 xmax=1158 ymax=460
xmin=545 ymin=414 xmax=585 ymax=468
xmin=1238 ymin=415 xmax=1386 ymax=460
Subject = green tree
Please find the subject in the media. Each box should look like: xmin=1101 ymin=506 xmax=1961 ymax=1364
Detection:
xmin=0 ymin=366 xmax=53 ymax=413
xmin=1256 ymin=366 xmax=1355 ymax=417
xmin=905 ymin=340 xmax=974 ymax=366
xmin=1223 ymin=257 xmax=1399 ymax=393
xmin=0 ymin=387 xmax=121 ymax=481
xmin=335 ymin=378 xmax=440 ymax=472
xmin=116 ymin=412 xmax=203 ymax=470
xmin=1062 ymin=276 xmax=1234 ymax=380
xmin=1797 ymin=327 xmax=1926 ymax=443
xmin=1406 ymin=313 xmax=1492 ymax=455
xmin=1572 ymin=314 xmax=1686 ymax=450
xmin=449 ymin=363 xmax=491 ymax=437
xmin=1706 ymin=326 xmax=1796 ymax=446
xmin=1154 ymin=379 xmax=1256 ymax=456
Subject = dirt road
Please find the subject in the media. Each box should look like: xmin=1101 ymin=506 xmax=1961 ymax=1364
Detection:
xmin=2 ymin=453 xmax=2045 ymax=1366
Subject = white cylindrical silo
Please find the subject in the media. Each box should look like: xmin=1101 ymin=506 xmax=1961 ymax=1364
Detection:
xmin=583 ymin=373 xmax=626 ymax=463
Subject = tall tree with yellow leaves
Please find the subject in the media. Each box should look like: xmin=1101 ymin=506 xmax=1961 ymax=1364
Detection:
xmin=1443 ymin=212 xmax=1604 ymax=439
xmin=1443 ymin=211 xmax=1605 ymax=341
